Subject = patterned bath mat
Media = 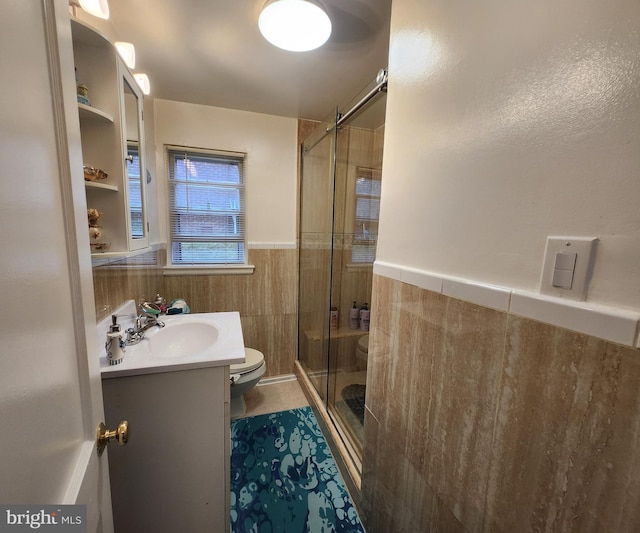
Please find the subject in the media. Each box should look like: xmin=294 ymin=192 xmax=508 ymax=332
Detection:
xmin=230 ymin=406 xmax=366 ymax=532
xmin=341 ymin=384 xmax=366 ymax=425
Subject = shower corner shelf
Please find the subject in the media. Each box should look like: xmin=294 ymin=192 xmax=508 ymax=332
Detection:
xmin=305 ymin=327 xmax=368 ymax=342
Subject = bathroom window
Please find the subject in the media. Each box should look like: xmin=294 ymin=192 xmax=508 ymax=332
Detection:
xmin=167 ymin=146 xmax=246 ymax=266
xmin=352 ymin=167 xmax=381 ymax=263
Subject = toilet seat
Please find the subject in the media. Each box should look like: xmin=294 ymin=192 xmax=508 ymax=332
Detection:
xmin=357 ymin=334 xmax=369 ymax=354
xmin=230 ymin=348 xmax=265 ymax=375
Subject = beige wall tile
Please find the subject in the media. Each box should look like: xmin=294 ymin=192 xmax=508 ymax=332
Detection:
xmin=93 ymin=250 xmax=163 ymax=320
xmin=363 ymin=273 xmax=640 ymax=532
xmin=240 ymin=314 xmax=297 ymax=378
xmin=483 ymin=316 xmax=640 ymax=532
xmin=164 ymin=249 xmax=297 ymax=317
xmin=93 ymin=248 xmax=298 ymax=379
xmin=365 ymin=275 xmax=402 ymax=421
xmin=361 ymin=407 xmax=465 ymax=533
xmin=420 ymin=292 xmax=507 ymax=529
xmin=297 ymin=119 xmax=319 ymax=147
xmin=367 ymin=277 xmax=507 ymax=529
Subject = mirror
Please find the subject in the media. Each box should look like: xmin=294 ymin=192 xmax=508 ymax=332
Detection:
xmin=122 ymin=73 xmax=148 ymax=249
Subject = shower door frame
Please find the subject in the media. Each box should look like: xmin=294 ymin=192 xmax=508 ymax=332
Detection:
xmin=297 ymin=70 xmax=388 ymax=477
xmin=297 ymin=106 xmax=340 ymax=408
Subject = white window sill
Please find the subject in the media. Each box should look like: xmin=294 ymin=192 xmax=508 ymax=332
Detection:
xmin=163 ymin=264 xmax=255 ymax=276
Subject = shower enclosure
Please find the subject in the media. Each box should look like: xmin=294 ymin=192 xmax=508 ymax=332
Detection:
xmin=298 ymin=71 xmax=387 ymax=470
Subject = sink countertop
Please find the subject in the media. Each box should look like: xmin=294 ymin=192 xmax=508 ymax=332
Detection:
xmin=98 ymin=300 xmax=246 ymax=379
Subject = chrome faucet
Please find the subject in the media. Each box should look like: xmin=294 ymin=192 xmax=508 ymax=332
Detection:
xmin=125 ymin=301 xmax=165 ymax=345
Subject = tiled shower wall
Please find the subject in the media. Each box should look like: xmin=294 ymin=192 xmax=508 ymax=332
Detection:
xmin=361 ymin=274 xmax=640 ymax=532
xmin=92 ymin=247 xmax=297 ymax=378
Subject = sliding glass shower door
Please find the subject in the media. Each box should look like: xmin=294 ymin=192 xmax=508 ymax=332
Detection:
xmin=298 ymin=73 xmax=387 ymax=465
xmin=298 ymin=111 xmax=338 ymax=404
xmin=328 ymin=86 xmax=386 ymax=461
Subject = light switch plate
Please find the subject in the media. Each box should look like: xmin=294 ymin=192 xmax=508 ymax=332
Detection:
xmin=552 ymin=267 xmax=574 ymax=289
xmin=540 ymin=236 xmax=598 ymax=301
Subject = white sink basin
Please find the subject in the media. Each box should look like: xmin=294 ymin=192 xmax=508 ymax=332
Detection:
xmin=99 ymin=306 xmax=246 ymax=378
xmin=148 ymin=320 xmax=222 ymax=359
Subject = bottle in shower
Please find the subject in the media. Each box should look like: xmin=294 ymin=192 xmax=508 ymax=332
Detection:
xmin=330 ymin=306 xmax=339 ymax=330
xmin=360 ymin=303 xmax=370 ymax=331
xmin=350 ymin=301 xmax=359 ymax=329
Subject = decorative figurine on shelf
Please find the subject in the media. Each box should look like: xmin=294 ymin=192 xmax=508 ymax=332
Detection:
xmin=88 ymin=207 xmax=102 ymax=239
xmin=77 ymin=84 xmax=91 ymax=106
xmin=88 ymin=208 xmax=110 ymax=253
xmin=75 ymin=67 xmax=91 ymax=106
xmin=87 ymin=207 xmax=101 ymax=226
xmin=83 ymin=165 xmax=108 ymax=182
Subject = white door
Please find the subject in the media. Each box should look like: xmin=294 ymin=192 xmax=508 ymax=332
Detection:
xmin=0 ymin=1 xmax=113 ymax=531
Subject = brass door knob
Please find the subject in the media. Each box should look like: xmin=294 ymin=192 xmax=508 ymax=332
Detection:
xmin=97 ymin=420 xmax=129 ymax=456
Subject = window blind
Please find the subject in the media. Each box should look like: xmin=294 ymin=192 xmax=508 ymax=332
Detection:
xmin=167 ymin=147 xmax=246 ymax=265
xmin=352 ymin=169 xmax=381 ymax=263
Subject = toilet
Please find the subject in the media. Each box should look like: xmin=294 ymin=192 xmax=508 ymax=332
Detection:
xmin=356 ymin=334 xmax=369 ymax=364
xmin=230 ymin=348 xmax=266 ymax=418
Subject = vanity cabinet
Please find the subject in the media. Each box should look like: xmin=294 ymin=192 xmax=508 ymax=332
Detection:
xmin=71 ymin=18 xmax=149 ymax=256
xmin=102 ymin=367 xmax=231 ymax=533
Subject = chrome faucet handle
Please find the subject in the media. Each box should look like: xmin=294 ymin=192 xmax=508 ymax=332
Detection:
xmin=125 ymin=327 xmax=145 ymax=346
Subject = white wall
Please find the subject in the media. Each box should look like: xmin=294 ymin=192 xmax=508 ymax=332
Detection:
xmin=153 ymin=99 xmax=298 ymax=246
xmin=377 ymin=0 xmax=640 ymax=311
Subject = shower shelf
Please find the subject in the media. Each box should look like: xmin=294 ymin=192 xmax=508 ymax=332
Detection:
xmin=304 ymin=327 xmax=368 ymax=342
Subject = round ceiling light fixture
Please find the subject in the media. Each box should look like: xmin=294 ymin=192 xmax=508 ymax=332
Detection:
xmin=258 ymin=0 xmax=332 ymax=52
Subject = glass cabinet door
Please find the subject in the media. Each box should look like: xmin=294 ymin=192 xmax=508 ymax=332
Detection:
xmin=121 ymin=66 xmax=149 ymax=250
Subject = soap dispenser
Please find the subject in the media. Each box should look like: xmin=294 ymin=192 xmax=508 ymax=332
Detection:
xmin=105 ymin=315 xmax=125 ymax=365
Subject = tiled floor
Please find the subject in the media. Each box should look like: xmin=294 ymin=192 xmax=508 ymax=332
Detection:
xmin=241 ymin=378 xmax=309 ymax=418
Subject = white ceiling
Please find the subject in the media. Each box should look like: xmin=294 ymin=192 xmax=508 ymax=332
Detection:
xmin=107 ymin=0 xmax=392 ymax=121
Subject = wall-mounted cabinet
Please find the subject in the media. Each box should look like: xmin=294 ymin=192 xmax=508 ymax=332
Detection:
xmin=71 ymin=18 xmax=149 ymax=257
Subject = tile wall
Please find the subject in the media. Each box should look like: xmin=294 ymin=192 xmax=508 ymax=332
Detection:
xmin=92 ymin=249 xmax=164 ymax=321
xmin=93 ymin=247 xmax=297 ymax=378
xmin=361 ymin=274 xmax=640 ymax=532
xmin=164 ymin=248 xmax=297 ymax=378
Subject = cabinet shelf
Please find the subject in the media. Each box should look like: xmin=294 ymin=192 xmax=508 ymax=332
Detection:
xmin=90 ymin=245 xmax=153 ymax=261
xmin=78 ymin=103 xmax=114 ymax=123
xmin=70 ymin=16 xmax=111 ymax=48
xmin=73 ymin=18 xmax=149 ymax=256
xmin=90 ymin=250 xmax=128 ymax=258
xmin=85 ymin=181 xmax=119 ymax=192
